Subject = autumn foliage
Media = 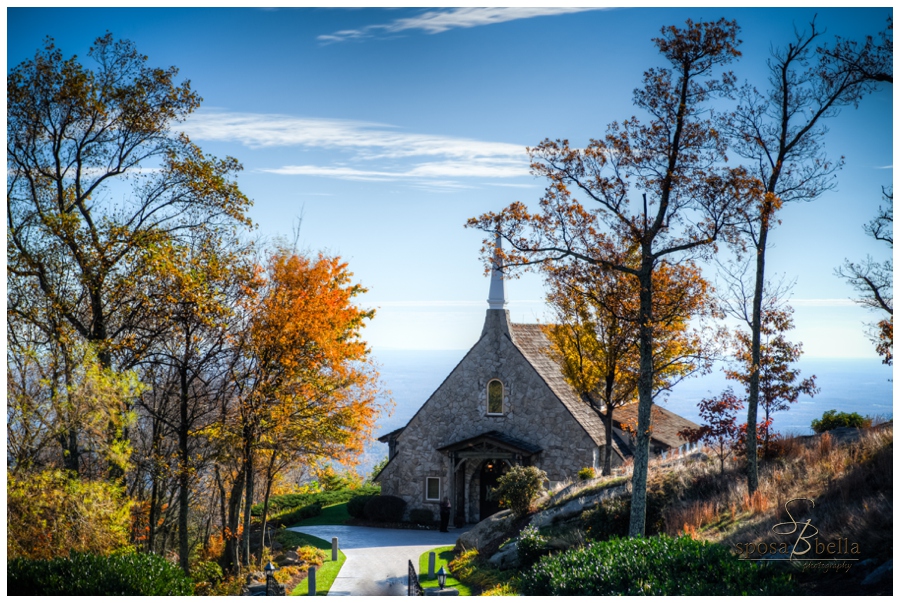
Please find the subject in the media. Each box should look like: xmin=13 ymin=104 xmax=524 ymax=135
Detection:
xmin=7 ymin=33 xmax=389 ymax=575
xmin=7 ymin=470 xmax=133 ymax=560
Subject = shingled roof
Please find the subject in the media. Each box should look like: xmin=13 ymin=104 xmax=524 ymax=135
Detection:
xmin=509 ymin=323 xmax=617 ymax=452
xmin=610 ymin=401 xmax=699 ymax=450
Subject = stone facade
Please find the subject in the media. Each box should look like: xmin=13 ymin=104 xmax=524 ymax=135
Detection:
xmin=376 ymin=307 xmax=616 ymax=524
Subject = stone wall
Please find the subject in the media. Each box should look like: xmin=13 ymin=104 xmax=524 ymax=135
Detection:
xmin=377 ymin=310 xmax=601 ymax=522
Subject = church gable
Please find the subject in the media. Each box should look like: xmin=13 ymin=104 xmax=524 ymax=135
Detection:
xmin=509 ymin=323 xmax=609 ymax=447
xmin=376 ymin=236 xmax=700 ymax=523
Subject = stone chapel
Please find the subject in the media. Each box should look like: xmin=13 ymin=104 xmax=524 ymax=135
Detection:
xmin=374 ymin=238 xmax=698 ymax=524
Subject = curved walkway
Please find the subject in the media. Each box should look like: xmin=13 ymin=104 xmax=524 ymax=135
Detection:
xmin=287 ymin=525 xmax=462 ymax=596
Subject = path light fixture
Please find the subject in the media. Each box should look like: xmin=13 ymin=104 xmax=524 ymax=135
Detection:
xmin=437 ymin=566 xmax=447 ymax=590
xmin=265 ymin=561 xmax=275 ymax=596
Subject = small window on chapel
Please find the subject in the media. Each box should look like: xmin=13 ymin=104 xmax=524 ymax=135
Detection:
xmin=425 ymin=477 xmax=441 ymax=501
xmin=487 ymin=380 xmax=504 ymax=415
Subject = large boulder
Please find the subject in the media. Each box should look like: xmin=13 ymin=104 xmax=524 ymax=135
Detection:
xmin=486 ymin=540 xmax=519 ymax=569
xmin=456 ymin=509 xmax=516 ymax=551
xmin=529 ymin=483 xmax=628 ymax=530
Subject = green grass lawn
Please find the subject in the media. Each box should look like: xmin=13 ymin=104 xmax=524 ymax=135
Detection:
xmin=277 ymin=531 xmax=347 ymax=596
xmin=417 ymin=546 xmax=472 ymax=596
xmin=291 ymin=502 xmax=351 ymax=527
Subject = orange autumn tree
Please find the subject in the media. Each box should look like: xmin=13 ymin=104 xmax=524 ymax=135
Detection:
xmin=231 ymin=248 xmax=386 ymax=568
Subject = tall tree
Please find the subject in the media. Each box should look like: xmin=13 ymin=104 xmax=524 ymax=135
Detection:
xmin=468 ymin=20 xmax=746 ymax=536
xmin=227 ymin=249 xmax=386 ymax=568
xmin=8 ymin=34 xmax=253 ymax=486
xmin=726 ymin=19 xmax=889 ymax=493
xmin=543 ymin=255 xmax=718 ymax=476
xmin=134 ymin=229 xmax=254 ymax=573
xmin=7 ymin=34 xmax=252 ymax=371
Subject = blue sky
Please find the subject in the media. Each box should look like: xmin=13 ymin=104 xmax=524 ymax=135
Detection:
xmin=8 ymin=7 xmax=893 ymax=357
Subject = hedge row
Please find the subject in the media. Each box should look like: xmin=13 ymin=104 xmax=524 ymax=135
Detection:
xmin=8 ymin=552 xmax=194 ymax=596
xmin=518 ymin=535 xmax=797 ymax=596
xmin=267 ymin=502 xmax=323 ymax=527
xmin=252 ymin=485 xmax=380 ymax=516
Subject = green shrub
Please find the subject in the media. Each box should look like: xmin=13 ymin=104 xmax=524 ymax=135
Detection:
xmin=409 ymin=508 xmax=435 ymax=525
xmin=517 ymin=524 xmax=551 ymax=566
xmin=363 ymin=494 xmax=407 ymax=522
xmin=519 ymin=535 xmax=796 ymax=596
xmin=268 ymin=502 xmax=323 ymax=527
xmin=811 ymin=409 xmax=871 ymax=433
xmin=577 ymin=467 xmax=596 ymax=481
xmin=7 ymin=551 xmax=194 ymax=596
xmin=347 ymin=493 xmax=376 ymax=518
xmin=252 ymin=485 xmax=380 ymax=516
xmin=492 ymin=465 xmax=547 ymax=517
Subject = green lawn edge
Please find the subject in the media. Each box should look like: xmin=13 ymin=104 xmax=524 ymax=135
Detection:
xmin=291 ymin=502 xmax=351 ymax=527
xmin=282 ymin=531 xmax=347 ymax=596
xmin=417 ymin=546 xmax=473 ymax=596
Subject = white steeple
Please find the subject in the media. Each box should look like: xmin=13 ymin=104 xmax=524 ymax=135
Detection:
xmin=487 ymin=233 xmax=507 ymax=310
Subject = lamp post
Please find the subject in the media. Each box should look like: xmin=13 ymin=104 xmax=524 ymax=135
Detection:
xmin=265 ymin=562 xmax=275 ymax=596
xmin=437 ymin=566 xmax=447 ymax=590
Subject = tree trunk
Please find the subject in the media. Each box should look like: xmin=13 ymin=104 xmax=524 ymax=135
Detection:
xmin=628 ymin=262 xmax=655 ymax=538
xmin=241 ymin=452 xmax=255 ymax=568
xmin=258 ymin=450 xmax=278 ymax=562
xmin=603 ymin=408 xmax=614 ymax=477
xmin=224 ymin=469 xmax=245 ymax=575
xmin=746 ymin=200 xmax=772 ymax=495
xmin=178 ymin=360 xmax=190 ymax=575
xmin=215 ymin=466 xmax=227 ymax=546
xmin=60 ymin=428 xmax=81 ymax=473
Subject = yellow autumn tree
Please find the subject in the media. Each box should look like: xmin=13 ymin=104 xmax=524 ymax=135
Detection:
xmin=544 ymin=255 xmax=719 ymax=476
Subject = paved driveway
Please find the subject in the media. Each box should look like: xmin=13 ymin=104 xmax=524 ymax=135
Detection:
xmin=287 ymin=525 xmax=462 ymax=596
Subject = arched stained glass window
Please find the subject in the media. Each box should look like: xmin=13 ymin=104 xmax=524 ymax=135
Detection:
xmin=487 ymin=380 xmax=503 ymax=415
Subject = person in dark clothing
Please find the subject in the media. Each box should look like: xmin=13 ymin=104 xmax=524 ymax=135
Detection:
xmin=439 ymin=497 xmax=451 ymax=532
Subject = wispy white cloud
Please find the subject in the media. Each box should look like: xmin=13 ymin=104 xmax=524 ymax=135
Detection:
xmin=875 ymin=164 xmax=893 ymax=170
xmin=185 ymin=111 xmax=530 ymax=185
xmin=185 ymin=111 xmax=524 ymax=159
xmin=318 ymin=7 xmax=606 ymax=43
xmin=262 ymin=159 xmax=527 ymax=181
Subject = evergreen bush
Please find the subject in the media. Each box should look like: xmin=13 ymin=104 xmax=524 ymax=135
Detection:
xmin=517 ymin=524 xmax=551 ymax=566
xmin=8 ymin=552 xmax=194 ymax=596
xmin=252 ymin=485 xmax=379 ymax=516
xmin=408 ymin=508 xmax=435 ymax=525
xmin=347 ymin=493 xmax=376 ymax=518
xmin=269 ymin=502 xmax=323 ymax=527
xmin=518 ymin=535 xmax=796 ymax=596
xmin=363 ymin=494 xmax=407 ymax=522
xmin=811 ymin=409 xmax=871 ymax=433
xmin=492 ymin=465 xmax=547 ymax=517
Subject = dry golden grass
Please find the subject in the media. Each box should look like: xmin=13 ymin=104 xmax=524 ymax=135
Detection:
xmin=651 ymin=425 xmax=892 ymax=567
